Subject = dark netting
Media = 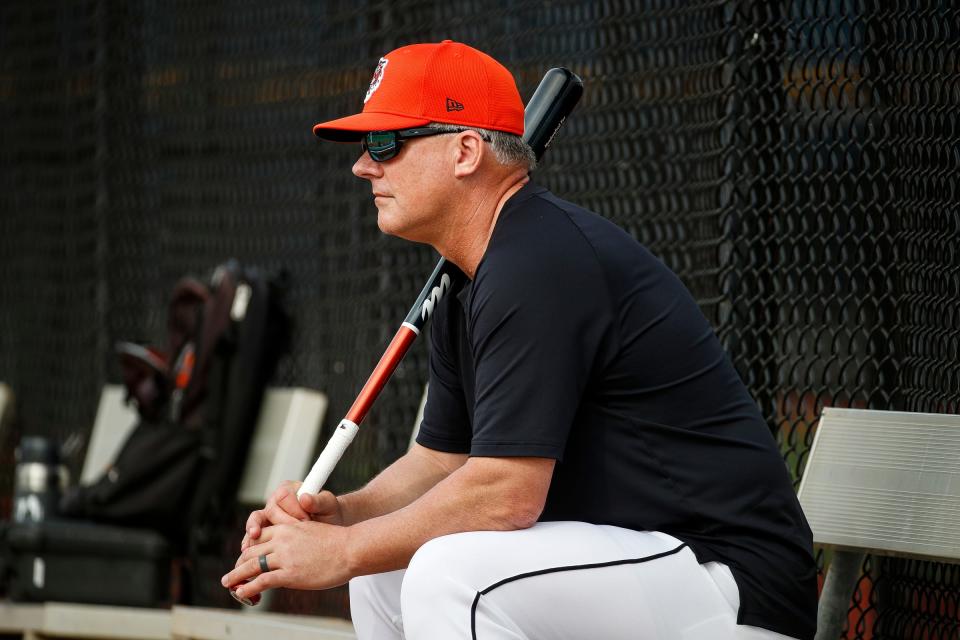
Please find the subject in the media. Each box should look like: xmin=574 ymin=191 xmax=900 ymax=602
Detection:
xmin=1 ymin=0 xmax=958 ymax=632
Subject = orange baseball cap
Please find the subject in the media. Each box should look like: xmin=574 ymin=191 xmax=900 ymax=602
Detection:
xmin=313 ymin=41 xmax=524 ymax=142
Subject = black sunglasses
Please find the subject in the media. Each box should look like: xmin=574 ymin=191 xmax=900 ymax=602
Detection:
xmin=361 ymin=127 xmax=489 ymax=162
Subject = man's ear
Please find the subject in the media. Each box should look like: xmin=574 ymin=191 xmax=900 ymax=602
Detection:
xmin=452 ymin=130 xmax=485 ymax=178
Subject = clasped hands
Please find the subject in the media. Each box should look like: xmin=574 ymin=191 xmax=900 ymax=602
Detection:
xmin=221 ymin=481 xmax=352 ymax=602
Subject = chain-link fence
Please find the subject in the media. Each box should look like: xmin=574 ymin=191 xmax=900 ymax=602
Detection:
xmin=1 ymin=0 xmax=958 ymax=635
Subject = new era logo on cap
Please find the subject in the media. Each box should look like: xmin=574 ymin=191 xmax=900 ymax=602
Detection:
xmin=445 ymin=97 xmax=464 ymax=112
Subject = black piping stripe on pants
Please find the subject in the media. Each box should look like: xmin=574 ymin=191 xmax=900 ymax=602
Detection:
xmin=469 ymin=542 xmax=689 ymax=639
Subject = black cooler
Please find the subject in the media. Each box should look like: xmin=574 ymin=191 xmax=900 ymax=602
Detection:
xmin=7 ymin=520 xmax=171 ymax=607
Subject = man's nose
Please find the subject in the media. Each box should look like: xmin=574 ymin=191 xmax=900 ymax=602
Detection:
xmin=352 ymin=151 xmax=382 ymax=180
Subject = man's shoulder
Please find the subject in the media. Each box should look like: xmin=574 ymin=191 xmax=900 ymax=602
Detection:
xmin=500 ymin=184 xmax=600 ymax=229
xmin=486 ymin=185 xmax=651 ymax=281
xmin=479 ymin=197 xmax=598 ymax=287
xmin=487 ymin=187 xmax=601 ymax=262
xmin=467 ymin=188 xmax=617 ymax=323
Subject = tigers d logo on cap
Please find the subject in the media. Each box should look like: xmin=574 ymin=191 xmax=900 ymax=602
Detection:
xmin=364 ymin=58 xmax=388 ymax=104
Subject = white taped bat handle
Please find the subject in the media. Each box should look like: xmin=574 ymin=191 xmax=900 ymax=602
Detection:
xmin=298 ymin=419 xmax=359 ymax=497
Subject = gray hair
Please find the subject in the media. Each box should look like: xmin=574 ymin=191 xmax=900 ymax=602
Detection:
xmin=429 ymin=122 xmax=537 ymax=172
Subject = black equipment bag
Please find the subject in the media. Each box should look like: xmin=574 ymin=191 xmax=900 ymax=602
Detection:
xmin=58 ymin=421 xmax=202 ymax=541
xmin=4 ymin=260 xmax=289 ymax=606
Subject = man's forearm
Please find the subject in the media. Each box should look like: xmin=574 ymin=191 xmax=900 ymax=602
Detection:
xmin=337 ymin=444 xmax=467 ymax=526
xmin=342 ymin=456 xmax=554 ymax=577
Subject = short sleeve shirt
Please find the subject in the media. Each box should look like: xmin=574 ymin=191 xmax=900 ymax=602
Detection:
xmin=417 ymin=183 xmax=817 ymax=640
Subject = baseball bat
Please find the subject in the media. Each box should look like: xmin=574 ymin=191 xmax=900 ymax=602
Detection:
xmin=231 ymin=67 xmax=582 ymax=605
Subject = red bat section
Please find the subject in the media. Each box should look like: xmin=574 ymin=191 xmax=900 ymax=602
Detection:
xmin=345 ymin=325 xmax=419 ymax=425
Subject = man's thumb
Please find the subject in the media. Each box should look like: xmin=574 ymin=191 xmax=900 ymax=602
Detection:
xmin=298 ymin=491 xmax=322 ymax=514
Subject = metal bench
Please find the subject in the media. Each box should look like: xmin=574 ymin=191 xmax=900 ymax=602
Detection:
xmin=797 ymin=407 xmax=960 ymax=640
xmin=0 ymin=601 xmax=170 ymax=640
xmin=0 ymin=601 xmax=355 ymax=640
xmin=171 ymin=606 xmax=354 ymax=640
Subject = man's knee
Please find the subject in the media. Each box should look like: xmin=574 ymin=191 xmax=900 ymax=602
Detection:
xmin=401 ymin=533 xmax=484 ymax=634
xmin=402 ymin=527 xmax=541 ymax=603
xmin=403 ymin=532 xmax=473 ymax=596
xmin=349 ymin=572 xmax=380 ymax=608
xmin=349 ymin=569 xmax=407 ymax=639
xmin=350 ymin=569 xmax=406 ymax=609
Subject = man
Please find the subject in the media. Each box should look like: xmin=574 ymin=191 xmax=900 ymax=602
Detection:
xmin=221 ymin=41 xmax=817 ymax=640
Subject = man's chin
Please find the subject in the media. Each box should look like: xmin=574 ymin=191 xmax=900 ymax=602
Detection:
xmin=377 ymin=215 xmax=424 ymax=244
xmin=376 ymin=212 xmax=407 ymax=238
xmin=376 ymin=211 xmax=396 ymax=235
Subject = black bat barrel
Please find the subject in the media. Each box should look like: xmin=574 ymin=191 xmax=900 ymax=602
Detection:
xmin=522 ymin=68 xmax=584 ymax=162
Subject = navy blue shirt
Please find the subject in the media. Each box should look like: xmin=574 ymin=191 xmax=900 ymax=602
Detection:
xmin=417 ymin=182 xmax=817 ymax=640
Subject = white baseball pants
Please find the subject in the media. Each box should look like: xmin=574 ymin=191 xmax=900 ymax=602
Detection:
xmin=349 ymin=521 xmax=798 ymax=640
